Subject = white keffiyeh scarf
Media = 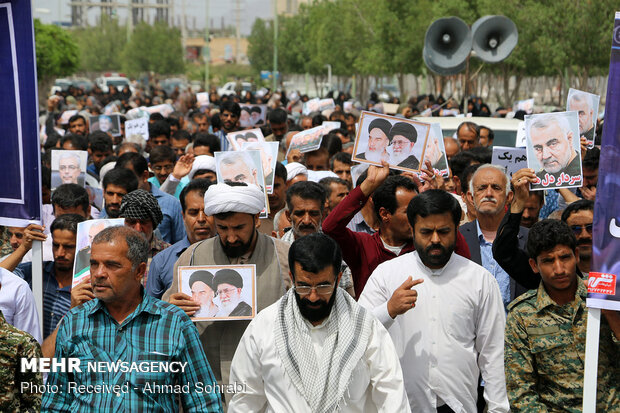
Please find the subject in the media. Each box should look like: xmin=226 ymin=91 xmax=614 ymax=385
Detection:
xmin=274 ymin=288 xmax=373 ymax=413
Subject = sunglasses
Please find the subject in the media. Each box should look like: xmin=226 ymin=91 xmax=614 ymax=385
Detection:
xmin=569 ymin=224 xmax=593 ymax=235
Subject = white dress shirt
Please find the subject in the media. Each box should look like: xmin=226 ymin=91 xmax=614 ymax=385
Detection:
xmin=0 ymin=268 xmax=42 ymax=343
xmin=228 ymin=299 xmax=411 ymax=413
xmin=358 ymin=251 xmax=509 ymax=413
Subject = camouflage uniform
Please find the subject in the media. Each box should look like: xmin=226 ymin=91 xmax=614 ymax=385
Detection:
xmin=505 ymin=280 xmax=620 ymax=412
xmin=0 ymin=310 xmax=42 ymax=412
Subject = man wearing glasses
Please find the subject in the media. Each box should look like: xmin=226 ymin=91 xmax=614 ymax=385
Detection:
xmin=228 ymin=233 xmax=410 ymax=412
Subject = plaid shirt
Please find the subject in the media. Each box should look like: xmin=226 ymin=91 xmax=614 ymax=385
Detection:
xmin=42 ymin=294 xmax=222 ymax=412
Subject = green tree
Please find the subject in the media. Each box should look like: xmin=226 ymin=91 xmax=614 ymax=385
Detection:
xmin=72 ymin=14 xmax=127 ymax=72
xmin=121 ymin=22 xmax=184 ymax=76
xmin=34 ymin=19 xmax=79 ymax=84
xmin=247 ymin=18 xmax=274 ymax=73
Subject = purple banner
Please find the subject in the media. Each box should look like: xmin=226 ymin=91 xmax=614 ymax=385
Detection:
xmin=588 ymin=12 xmax=620 ymax=311
xmin=0 ymin=1 xmax=42 ymax=226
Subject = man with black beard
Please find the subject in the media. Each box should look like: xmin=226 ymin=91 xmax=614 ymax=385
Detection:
xmin=359 ymin=190 xmax=509 ymax=413
xmin=163 ymin=182 xmax=290 ymax=404
xmin=228 ymin=233 xmax=410 ymax=412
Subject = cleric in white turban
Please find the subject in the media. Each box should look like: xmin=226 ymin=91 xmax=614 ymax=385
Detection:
xmin=163 ymin=181 xmax=292 ymax=395
xmin=285 ymin=162 xmax=308 ymax=186
xmin=189 ymin=155 xmax=217 ymax=180
xmin=204 ymin=182 xmax=265 ymax=216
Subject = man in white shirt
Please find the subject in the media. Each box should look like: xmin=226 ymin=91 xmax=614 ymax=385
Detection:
xmin=229 ymin=233 xmax=410 ymax=413
xmin=358 ymin=189 xmax=509 ymax=413
xmin=0 ymin=268 xmax=41 ymax=343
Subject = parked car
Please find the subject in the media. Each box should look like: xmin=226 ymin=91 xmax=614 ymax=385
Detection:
xmin=160 ymin=77 xmax=187 ymax=96
xmin=413 ymin=116 xmax=522 ymax=147
xmin=217 ymin=81 xmax=253 ymax=96
xmin=95 ymin=74 xmax=133 ymax=94
xmin=49 ymin=78 xmax=72 ymax=96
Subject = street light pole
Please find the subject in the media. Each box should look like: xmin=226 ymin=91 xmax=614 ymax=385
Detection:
xmin=273 ymin=0 xmax=278 ymax=91
xmin=204 ymin=0 xmax=210 ymax=91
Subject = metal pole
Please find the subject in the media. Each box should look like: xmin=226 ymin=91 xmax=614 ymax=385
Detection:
xmin=31 ymin=240 xmax=43 ymax=339
xmin=583 ymin=308 xmax=601 ymax=411
xmin=272 ymin=0 xmax=278 ymax=91
xmin=204 ymin=0 xmax=210 ymax=90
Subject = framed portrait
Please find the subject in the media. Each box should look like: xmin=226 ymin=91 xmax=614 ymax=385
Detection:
xmin=239 ymin=104 xmax=267 ymax=128
xmin=88 ymin=114 xmax=121 ymax=136
xmin=241 ymin=141 xmax=279 ymax=194
xmin=72 ymin=218 xmax=125 ymax=287
xmin=226 ymin=128 xmax=265 ymax=151
xmin=178 ymin=265 xmax=257 ymax=321
xmin=566 ymin=88 xmax=600 ymax=149
xmin=421 ymin=123 xmax=449 ymax=177
xmin=50 ymin=150 xmax=88 ymax=190
xmin=214 ymin=150 xmax=270 ymax=218
xmin=525 ymin=111 xmax=583 ymax=190
xmin=352 ymin=111 xmax=431 ymax=173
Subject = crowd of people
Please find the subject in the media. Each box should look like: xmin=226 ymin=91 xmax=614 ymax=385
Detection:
xmin=0 ymin=79 xmax=617 ymax=413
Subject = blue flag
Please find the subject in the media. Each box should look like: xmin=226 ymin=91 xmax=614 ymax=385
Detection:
xmin=0 ymin=1 xmax=42 ymax=226
xmin=588 ymin=12 xmax=620 ymax=311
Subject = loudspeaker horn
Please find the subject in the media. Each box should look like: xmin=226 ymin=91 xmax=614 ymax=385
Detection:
xmin=471 ymin=15 xmax=518 ymax=63
xmin=423 ymin=17 xmax=473 ymax=75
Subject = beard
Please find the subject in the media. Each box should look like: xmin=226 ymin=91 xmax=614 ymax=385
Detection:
xmin=294 ymin=288 xmax=337 ymax=323
xmin=219 ymin=295 xmax=241 ymax=316
xmin=365 ymin=149 xmax=384 ymax=163
xmin=220 ymin=229 xmax=255 ymax=258
xmin=105 ymin=205 xmax=121 ymax=218
xmin=414 ymin=240 xmax=455 ymax=269
xmin=390 ymin=147 xmax=412 ymax=165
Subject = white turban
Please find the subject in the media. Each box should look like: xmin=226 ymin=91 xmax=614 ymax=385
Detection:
xmin=204 ymin=183 xmax=264 ymax=215
xmin=307 ymin=170 xmax=338 ymax=183
xmin=285 ymin=162 xmax=308 ymax=182
xmin=189 ymin=155 xmax=217 ymax=180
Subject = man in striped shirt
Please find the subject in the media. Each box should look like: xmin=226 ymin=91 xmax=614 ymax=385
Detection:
xmin=43 ymin=226 xmax=222 ymax=412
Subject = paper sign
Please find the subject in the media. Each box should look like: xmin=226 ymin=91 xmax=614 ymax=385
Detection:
xmin=302 ymin=98 xmax=320 ymax=115
xmin=227 ymin=128 xmax=265 ymax=151
xmin=59 ymin=110 xmax=78 ymax=125
xmin=287 ymin=126 xmax=325 ymax=154
xmin=492 ymin=146 xmax=527 ymax=178
xmin=566 ymin=88 xmax=600 ymax=149
xmin=514 ymin=98 xmax=534 ymax=114
xmin=125 ymin=117 xmax=149 ymax=141
xmin=383 ymin=103 xmax=399 ymax=115
xmin=515 ymin=121 xmax=527 ymax=147
xmin=197 ymin=92 xmax=209 ymax=107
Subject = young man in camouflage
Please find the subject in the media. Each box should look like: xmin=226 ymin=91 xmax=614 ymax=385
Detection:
xmin=504 ymin=219 xmax=620 ymax=412
xmin=0 ymin=310 xmax=42 ymax=411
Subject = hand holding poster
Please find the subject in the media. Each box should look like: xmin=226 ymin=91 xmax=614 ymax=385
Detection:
xmin=226 ymin=128 xmax=265 ymax=151
xmin=125 ymin=117 xmax=149 ymax=141
xmin=352 ymin=111 xmax=431 ymax=173
xmin=525 ymin=111 xmax=583 ymax=190
xmin=178 ymin=265 xmax=257 ymax=321
xmin=72 ymin=218 xmax=125 ymax=287
xmin=566 ymin=88 xmax=600 ymax=149
xmin=492 ymin=146 xmax=527 ymax=179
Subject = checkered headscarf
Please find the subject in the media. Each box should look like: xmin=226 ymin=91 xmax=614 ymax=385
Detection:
xmin=119 ymin=189 xmax=163 ymax=228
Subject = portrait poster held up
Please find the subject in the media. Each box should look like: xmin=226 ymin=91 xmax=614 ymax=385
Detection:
xmin=178 ymin=265 xmax=257 ymax=321
xmin=421 ymin=123 xmax=450 ymax=177
xmin=50 ymin=149 xmax=88 ymax=190
xmin=239 ymin=104 xmax=267 ymax=127
xmin=566 ymin=88 xmax=600 ymax=149
xmin=352 ymin=111 xmax=431 ymax=173
xmin=286 ymin=125 xmax=325 ymax=155
xmin=226 ymin=128 xmax=265 ymax=151
xmin=88 ymin=114 xmax=121 ymax=136
xmin=241 ymin=141 xmax=279 ymax=194
xmin=525 ymin=111 xmax=583 ymax=190
xmin=72 ymin=218 xmax=125 ymax=287
xmin=214 ymin=150 xmax=270 ymax=218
